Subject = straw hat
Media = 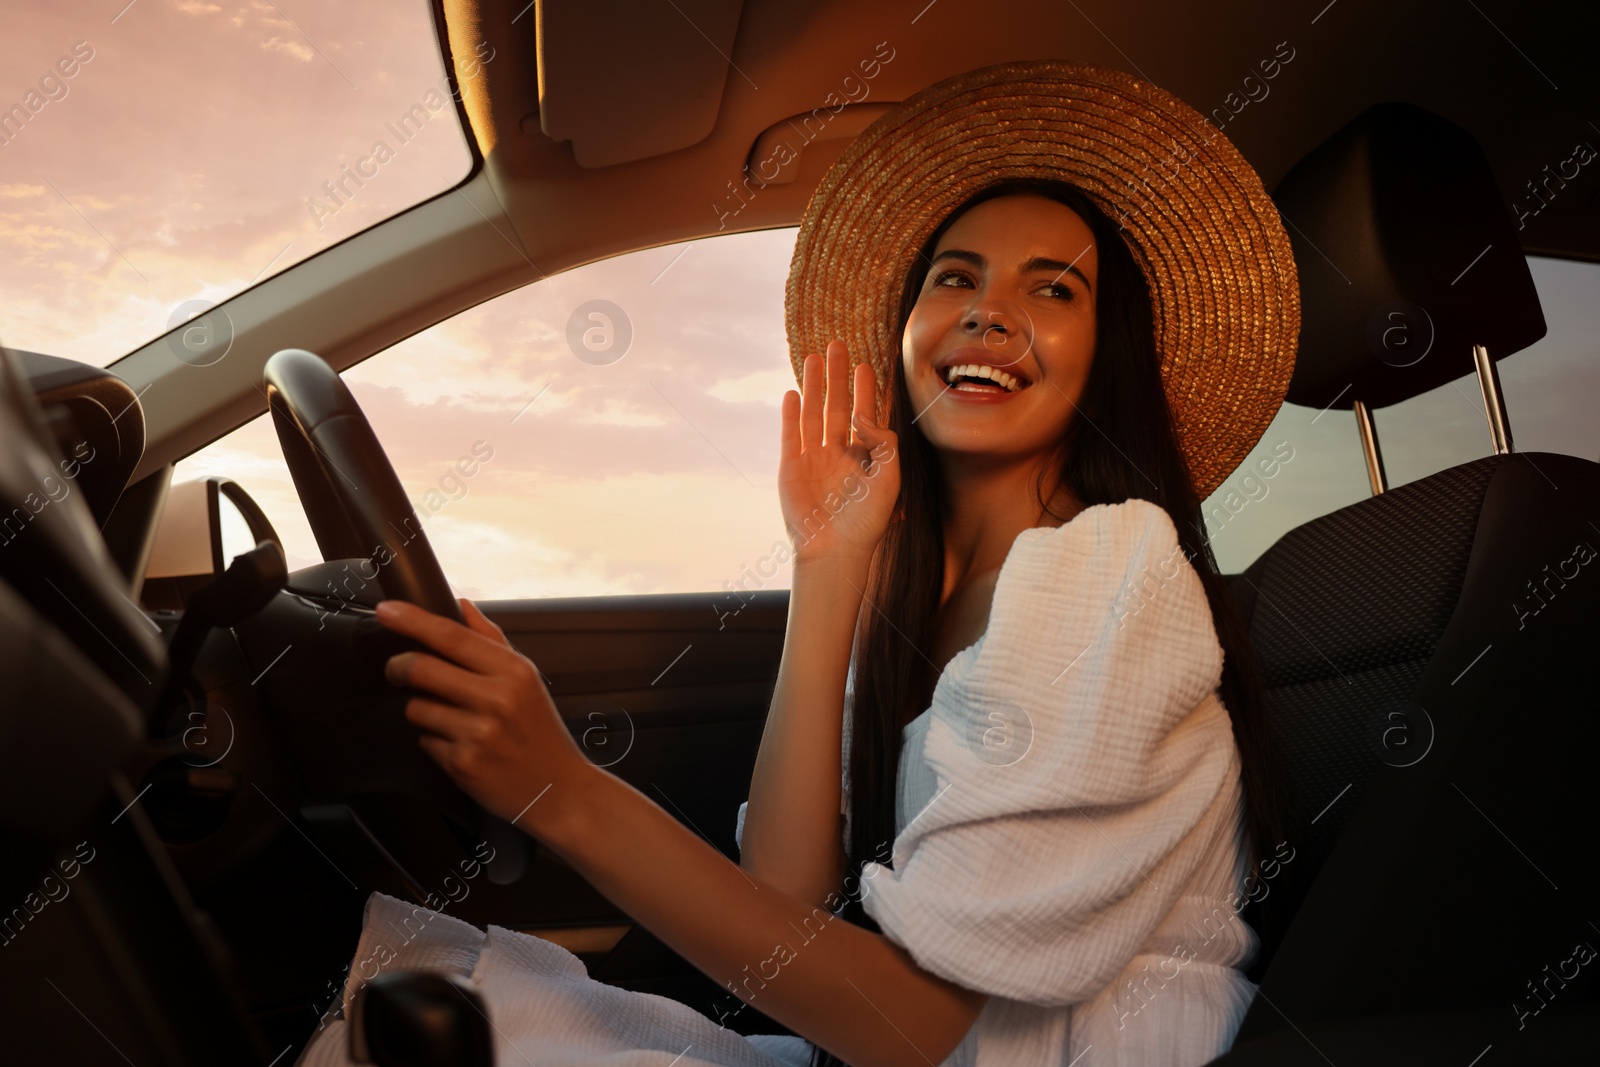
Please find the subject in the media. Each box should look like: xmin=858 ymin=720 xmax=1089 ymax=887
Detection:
xmin=784 ymin=60 xmax=1300 ymax=500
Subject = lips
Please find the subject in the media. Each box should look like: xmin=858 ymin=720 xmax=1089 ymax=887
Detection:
xmin=933 ymin=346 xmax=1032 ymax=394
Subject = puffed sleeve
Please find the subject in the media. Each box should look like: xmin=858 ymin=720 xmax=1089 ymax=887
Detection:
xmin=858 ymin=499 xmax=1241 ymax=1007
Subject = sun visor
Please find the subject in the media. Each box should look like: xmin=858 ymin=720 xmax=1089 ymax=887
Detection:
xmin=1274 ymin=101 xmax=1546 ymax=410
xmin=535 ymin=0 xmax=744 ymax=167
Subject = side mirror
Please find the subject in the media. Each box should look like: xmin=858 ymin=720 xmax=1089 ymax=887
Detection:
xmin=144 ymin=477 xmax=280 ymax=611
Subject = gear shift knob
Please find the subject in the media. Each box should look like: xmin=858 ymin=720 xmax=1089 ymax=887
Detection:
xmin=348 ymin=971 xmax=492 ymax=1067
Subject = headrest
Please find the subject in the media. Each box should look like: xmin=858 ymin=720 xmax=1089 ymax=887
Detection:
xmin=1273 ymin=102 xmax=1546 ymax=410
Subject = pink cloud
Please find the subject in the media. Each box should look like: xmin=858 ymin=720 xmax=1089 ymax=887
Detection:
xmin=0 ymin=0 xmax=471 ymax=364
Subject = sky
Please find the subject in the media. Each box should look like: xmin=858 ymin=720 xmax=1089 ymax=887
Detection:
xmin=189 ymin=227 xmax=804 ymax=600
xmin=0 ymin=0 xmax=471 ymax=363
xmin=4 ymin=2 xmax=1597 ymax=599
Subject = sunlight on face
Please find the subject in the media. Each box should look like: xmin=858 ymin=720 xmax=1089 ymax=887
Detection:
xmin=900 ymin=194 xmax=1099 ymax=465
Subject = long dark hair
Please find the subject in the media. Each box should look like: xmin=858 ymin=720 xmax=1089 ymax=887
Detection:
xmin=812 ymin=179 xmax=1282 ymax=1066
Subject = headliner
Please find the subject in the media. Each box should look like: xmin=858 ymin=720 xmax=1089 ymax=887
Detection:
xmin=457 ymin=0 xmax=1600 ymax=266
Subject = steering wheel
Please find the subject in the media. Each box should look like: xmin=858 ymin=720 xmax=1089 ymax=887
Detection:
xmin=264 ymin=349 xmax=462 ymax=623
xmin=255 ymin=349 xmax=529 ymax=886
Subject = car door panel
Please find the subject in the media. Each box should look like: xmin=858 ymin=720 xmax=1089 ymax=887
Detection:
xmin=443 ymin=589 xmax=793 ymax=1032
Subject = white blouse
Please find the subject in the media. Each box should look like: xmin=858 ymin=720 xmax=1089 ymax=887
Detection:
xmin=737 ymin=499 xmax=1259 ymax=1066
xmin=297 ymin=500 xmax=1258 ymax=1067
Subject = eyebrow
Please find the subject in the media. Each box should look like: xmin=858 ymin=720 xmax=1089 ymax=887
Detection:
xmin=929 ymin=248 xmax=1094 ymax=294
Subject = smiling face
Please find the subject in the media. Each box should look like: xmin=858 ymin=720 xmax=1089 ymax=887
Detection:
xmin=901 ymin=193 xmax=1099 ymax=466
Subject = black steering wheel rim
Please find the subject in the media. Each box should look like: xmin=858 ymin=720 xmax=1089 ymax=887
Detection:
xmin=263 ymin=348 xmax=462 ymax=622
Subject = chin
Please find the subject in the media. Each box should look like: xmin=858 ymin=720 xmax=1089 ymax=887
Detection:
xmin=916 ymin=407 xmax=1067 ymax=458
xmin=921 ymin=424 xmax=1056 ymax=463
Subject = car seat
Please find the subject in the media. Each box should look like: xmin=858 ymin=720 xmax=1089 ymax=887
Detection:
xmin=1210 ymin=104 xmax=1600 ymax=1064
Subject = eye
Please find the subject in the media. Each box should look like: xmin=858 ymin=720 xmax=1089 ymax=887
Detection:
xmin=929 ymin=269 xmax=974 ymax=290
xmin=1034 ymin=280 xmax=1076 ymax=301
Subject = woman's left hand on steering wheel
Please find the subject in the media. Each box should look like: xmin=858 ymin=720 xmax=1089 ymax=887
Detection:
xmin=375 ymin=597 xmax=588 ymax=833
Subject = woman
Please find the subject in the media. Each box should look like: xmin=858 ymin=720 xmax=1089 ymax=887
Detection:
xmin=318 ymin=61 xmax=1299 ymax=1067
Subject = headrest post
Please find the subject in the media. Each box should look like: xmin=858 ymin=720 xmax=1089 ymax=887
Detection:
xmin=1472 ymin=344 xmax=1514 ymax=455
xmin=1351 ymin=400 xmax=1388 ymax=496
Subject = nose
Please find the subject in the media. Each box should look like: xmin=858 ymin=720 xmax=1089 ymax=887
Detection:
xmin=962 ymin=302 xmax=1029 ymax=365
xmin=962 ymin=308 xmax=1014 ymax=337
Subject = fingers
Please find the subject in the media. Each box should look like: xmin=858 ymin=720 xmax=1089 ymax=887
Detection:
xmin=849 ymin=360 xmax=877 ymax=442
xmin=848 ymin=361 xmax=900 ymax=467
xmin=412 ymin=729 xmax=467 ymax=780
xmin=404 ymin=695 xmax=478 ymax=740
xmin=376 ymin=599 xmax=502 ymax=674
xmin=386 ymin=649 xmax=485 ymax=708
xmin=800 ymin=351 xmax=824 ymax=449
xmin=417 ymin=732 xmax=462 ymax=774
xmin=460 ymin=598 xmax=510 ymax=647
xmin=794 ymin=339 xmax=894 ymax=469
xmin=779 ymin=388 xmax=800 ymax=466
xmin=824 ymin=340 xmax=850 ymax=448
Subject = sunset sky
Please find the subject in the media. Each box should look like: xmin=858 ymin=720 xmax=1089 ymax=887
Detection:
xmin=0 ymin=0 xmax=470 ymax=362
xmin=4 ymin=2 xmax=1597 ymax=599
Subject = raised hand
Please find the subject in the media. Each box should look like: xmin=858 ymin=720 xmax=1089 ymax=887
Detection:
xmin=778 ymin=340 xmax=900 ymax=567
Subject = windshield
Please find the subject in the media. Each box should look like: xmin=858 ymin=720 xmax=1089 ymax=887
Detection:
xmin=0 ymin=0 xmax=474 ymax=367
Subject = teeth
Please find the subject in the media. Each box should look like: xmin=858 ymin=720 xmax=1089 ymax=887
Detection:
xmin=943 ymin=363 xmax=1022 ymax=392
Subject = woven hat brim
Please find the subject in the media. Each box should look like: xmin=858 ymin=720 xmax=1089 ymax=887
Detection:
xmin=784 ymin=60 xmax=1300 ymax=500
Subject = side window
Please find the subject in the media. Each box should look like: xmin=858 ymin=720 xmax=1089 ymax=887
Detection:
xmin=1202 ymin=255 xmax=1600 ymax=573
xmin=178 ymin=229 xmax=801 ymax=599
xmin=176 ymin=251 xmax=1596 ymax=587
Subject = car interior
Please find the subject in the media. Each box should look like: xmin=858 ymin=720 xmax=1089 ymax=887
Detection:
xmin=1 ymin=2 xmax=1596 ymax=1065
